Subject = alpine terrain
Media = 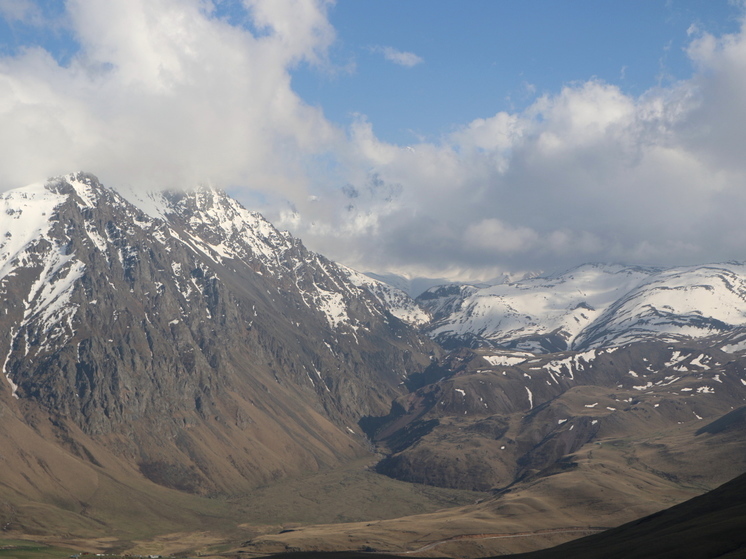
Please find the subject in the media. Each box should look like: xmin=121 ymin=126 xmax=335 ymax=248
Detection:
xmin=0 ymin=172 xmax=442 ymax=541
xmin=2 ymin=172 xmax=746 ymax=558
xmin=245 ymin=267 xmax=746 ymax=556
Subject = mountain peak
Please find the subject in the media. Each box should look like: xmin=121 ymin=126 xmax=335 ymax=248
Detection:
xmin=0 ymin=172 xmax=438 ymax=495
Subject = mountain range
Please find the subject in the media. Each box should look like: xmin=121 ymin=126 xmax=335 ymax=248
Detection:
xmin=2 ymin=172 xmax=746 ymax=557
xmin=417 ymin=261 xmax=746 ymax=352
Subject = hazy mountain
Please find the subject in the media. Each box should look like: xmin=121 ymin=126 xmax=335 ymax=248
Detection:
xmin=365 ymin=270 xmax=541 ymax=299
xmin=362 ymin=272 xmax=451 ymax=298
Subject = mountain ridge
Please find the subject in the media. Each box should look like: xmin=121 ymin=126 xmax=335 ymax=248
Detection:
xmin=414 ymin=261 xmax=746 ymax=353
xmin=0 ymin=172 xmax=439 ymax=499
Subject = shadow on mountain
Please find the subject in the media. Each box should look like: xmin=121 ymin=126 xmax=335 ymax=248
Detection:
xmin=498 ymin=471 xmax=746 ymax=559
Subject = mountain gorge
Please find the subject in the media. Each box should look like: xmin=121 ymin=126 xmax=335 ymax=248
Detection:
xmin=3 ymin=172 xmax=746 ymax=557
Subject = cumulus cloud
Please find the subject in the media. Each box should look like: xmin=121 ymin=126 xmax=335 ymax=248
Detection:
xmin=4 ymin=2 xmax=746 ymax=282
xmin=0 ymin=0 xmax=338 ymax=196
xmin=291 ymin=17 xmax=746 ymax=281
xmin=371 ymin=45 xmax=423 ymax=67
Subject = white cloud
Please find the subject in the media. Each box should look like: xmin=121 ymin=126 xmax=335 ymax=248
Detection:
xmin=0 ymin=0 xmax=339 ymax=196
xmin=463 ymin=219 xmax=539 ymax=254
xmin=371 ymin=45 xmax=423 ymax=67
xmin=4 ymin=2 xmax=746 ymax=282
xmin=288 ymin=15 xmax=746 ymax=280
xmin=0 ymin=0 xmax=43 ymax=25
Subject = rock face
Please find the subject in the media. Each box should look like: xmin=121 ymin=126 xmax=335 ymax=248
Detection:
xmin=0 ymin=172 xmax=438 ymax=495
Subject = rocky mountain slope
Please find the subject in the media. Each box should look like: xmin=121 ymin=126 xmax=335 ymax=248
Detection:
xmin=366 ymin=338 xmax=746 ymax=490
xmin=245 ymin=335 xmax=746 ymax=556
xmin=0 ymin=172 xmax=438 ymax=507
xmin=328 ymin=265 xmax=746 ymax=556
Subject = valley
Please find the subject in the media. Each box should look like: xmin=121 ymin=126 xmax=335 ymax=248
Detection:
xmin=1 ymin=174 xmax=746 ymax=558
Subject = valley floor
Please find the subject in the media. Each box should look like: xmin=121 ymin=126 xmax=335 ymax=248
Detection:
xmin=12 ymin=410 xmax=732 ymax=559
xmin=2 ymin=457 xmax=483 ymax=558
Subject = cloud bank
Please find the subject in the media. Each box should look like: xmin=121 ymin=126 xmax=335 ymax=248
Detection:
xmin=2 ymin=1 xmax=746 ymax=281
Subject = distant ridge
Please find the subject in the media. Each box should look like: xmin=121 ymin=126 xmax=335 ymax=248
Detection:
xmin=416 ymin=262 xmax=746 ymax=352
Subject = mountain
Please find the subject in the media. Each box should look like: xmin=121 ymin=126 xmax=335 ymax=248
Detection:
xmin=0 ymin=172 xmax=439 ymax=517
xmin=365 ymin=336 xmax=746 ymax=488
xmin=362 ymin=272 xmax=451 ymax=298
xmin=4 ymin=172 xmax=746 ymax=557
xmin=502 ymin=469 xmax=746 ymax=559
xmin=243 ymin=338 xmax=746 ymax=557
xmin=573 ymin=263 xmax=746 ymax=349
xmin=416 ymin=262 xmax=746 ymax=352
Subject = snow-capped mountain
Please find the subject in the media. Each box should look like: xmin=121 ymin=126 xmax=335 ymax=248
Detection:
xmin=0 ymin=172 xmax=438 ymax=494
xmin=4 ymin=172 xmax=746 ymax=549
xmin=121 ymin=183 xmax=429 ymax=329
xmin=574 ymin=263 xmax=746 ymax=349
xmin=416 ymin=262 xmax=746 ymax=352
xmin=416 ymin=264 xmax=655 ymax=351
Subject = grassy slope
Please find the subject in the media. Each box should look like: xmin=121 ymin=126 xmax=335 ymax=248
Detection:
xmin=239 ymin=412 xmax=746 ymax=558
xmin=502 ymin=472 xmax=746 ymax=559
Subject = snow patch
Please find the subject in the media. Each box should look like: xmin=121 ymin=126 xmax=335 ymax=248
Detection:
xmin=483 ymin=354 xmax=530 ymax=366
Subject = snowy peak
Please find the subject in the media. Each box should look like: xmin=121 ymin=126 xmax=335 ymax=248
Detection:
xmin=417 ymin=264 xmax=655 ymax=352
xmin=574 ymin=263 xmax=746 ymax=349
xmin=159 ymin=186 xmax=294 ymax=265
xmin=0 ymin=172 xmax=429 ymax=382
xmin=0 ymin=180 xmax=65 ymax=281
xmin=341 ymin=266 xmax=431 ymax=326
xmin=0 ymin=172 xmax=438 ymax=451
xmin=417 ymin=283 xmax=480 ymax=322
xmin=417 ymin=262 xmax=746 ymax=353
xmin=144 ymin=185 xmax=428 ymax=329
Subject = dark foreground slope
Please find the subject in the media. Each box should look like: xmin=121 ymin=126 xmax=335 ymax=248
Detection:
xmin=503 ymin=471 xmax=746 ymax=559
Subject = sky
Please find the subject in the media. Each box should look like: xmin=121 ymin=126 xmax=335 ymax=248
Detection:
xmin=2 ymin=0 xmax=746 ymax=283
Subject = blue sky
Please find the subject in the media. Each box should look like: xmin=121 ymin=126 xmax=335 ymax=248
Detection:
xmin=293 ymin=1 xmax=741 ymax=144
xmin=2 ymin=1 xmax=746 ymax=282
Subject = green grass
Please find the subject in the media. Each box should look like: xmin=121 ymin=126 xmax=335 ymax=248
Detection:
xmin=228 ymin=457 xmax=487 ymax=526
xmin=0 ymin=539 xmax=78 ymax=559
